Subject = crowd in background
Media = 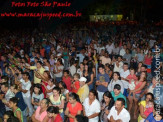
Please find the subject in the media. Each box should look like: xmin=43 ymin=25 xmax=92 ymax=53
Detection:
xmin=0 ymin=22 xmax=163 ymax=122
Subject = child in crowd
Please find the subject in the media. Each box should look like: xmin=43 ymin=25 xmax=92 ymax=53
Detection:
xmin=62 ymin=70 xmax=72 ymax=92
xmin=126 ymin=68 xmax=137 ymax=90
xmin=71 ymin=73 xmax=80 ymax=93
xmin=32 ymin=83 xmax=44 ymax=110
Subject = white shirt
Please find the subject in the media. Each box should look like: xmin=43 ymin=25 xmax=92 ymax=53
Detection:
xmin=69 ymin=65 xmax=76 ymax=76
xmin=106 ymin=44 xmax=114 ymax=54
xmin=47 ymin=85 xmax=56 ymax=96
xmin=83 ymin=98 xmax=101 ymax=122
xmin=108 ymin=80 xmax=124 ymax=94
xmin=120 ymin=48 xmax=126 ymax=56
xmin=120 ymin=69 xmax=130 ymax=89
xmin=113 ymin=62 xmax=123 ymax=72
xmin=20 ymin=79 xmax=31 ymax=98
xmin=107 ymin=106 xmax=130 ymax=122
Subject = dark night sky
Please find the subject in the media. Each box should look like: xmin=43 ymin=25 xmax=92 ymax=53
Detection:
xmin=0 ymin=0 xmax=162 ymax=29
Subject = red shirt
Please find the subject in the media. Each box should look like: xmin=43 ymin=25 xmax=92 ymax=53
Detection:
xmin=41 ymin=81 xmax=48 ymax=98
xmin=71 ymin=81 xmax=80 ymax=93
xmin=54 ymin=114 xmax=63 ymax=122
xmin=62 ymin=76 xmax=72 ymax=92
xmin=67 ymin=102 xmax=82 ymax=122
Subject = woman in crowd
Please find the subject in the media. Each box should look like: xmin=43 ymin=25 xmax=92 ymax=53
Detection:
xmin=32 ymin=83 xmax=44 ymax=110
xmin=49 ymin=87 xmax=65 ymax=120
xmin=43 ymin=106 xmax=63 ymax=122
xmin=54 ymin=58 xmax=64 ymax=83
xmin=138 ymin=93 xmax=154 ymax=122
xmin=43 ymin=58 xmax=51 ymax=71
xmin=32 ymin=98 xmax=50 ymax=122
xmin=77 ymin=63 xmax=84 ymax=77
xmin=65 ymin=93 xmax=82 ymax=122
xmin=36 ymin=71 xmax=51 ymax=98
xmin=58 ymin=81 xmax=69 ymax=102
xmin=143 ymin=49 xmax=153 ymax=73
xmin=49 ymin=54 xmax=55 ymax=72
xmin=128 ymin=71 xmax=147 ymax=119
xmin=108 ymin=72 xmax=124 ymax=94
xmin=83 ymin=90 xmax=101 ymax=122
xmin=83 ymin=64 xmax=94 ymax=90
xmin=105 ymin=64 xmax=113 ymax=79
xmin=100 ymin=91 xmax=115 ymax=122
xmin=42 ymin=79 xmax=56 ymax=98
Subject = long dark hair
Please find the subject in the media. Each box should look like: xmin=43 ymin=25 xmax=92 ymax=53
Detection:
xmin=102 ymin=91 xmax=115 ymax=110
xmin=69 ymin=92 xmax=80 ymax=103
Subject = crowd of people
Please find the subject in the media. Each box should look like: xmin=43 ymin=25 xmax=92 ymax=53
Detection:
xmin=0 ymin=22 xmax=163 ymax=122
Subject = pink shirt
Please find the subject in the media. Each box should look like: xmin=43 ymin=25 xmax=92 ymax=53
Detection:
xmin=35 ymin=106 xmax=47 ymax=121
xmin=135 ymin=81 xmax=144 ymax=94
xmin=126 ymin=74 xmax=137 ymax=83
xmin=144 ymin=107 xmax=153 ymax=117
xmin=144 ymin=55 xmax=152 ymax=65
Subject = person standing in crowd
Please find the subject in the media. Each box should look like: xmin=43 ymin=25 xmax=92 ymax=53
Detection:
xmin=96 ymin=64 xmax=110 ymax=102
xmin=63 ymin=46 xmax=69 ymax=70
xmin=77 ymin=63 xmax=84 ymax=77
xmin=32 ymin=98 xmax=49 ymax=122
xmin=83 ymin=64 xmax=94 ymax=90
xmin=128 ymin=71 xmax=147 ymax=119
xmin=71 ymin=73 xmax=80 ymax=93
xmin=54 ymin=58 xmax=64 ymax=83
xmin=83 ymin=90 xmax=100 ymax=122
xmin=12 ymin=85 xmax=27 ymax=122
xmin=77 ymin=77 xmax=89 ymax=103
xmin=8 ymin=97 xmax=23 ymax=122
xmin=108 ymin=72 xmax=124 ymax=94
xmin=100 ymin=91 xmax=115 ymax=122
xmin=111 ymin=84 xmax=127 ymax=108
xmin=19 ymin=72 xmax=33 ymax=117
xmin=27 ymin=61 xmax=45 ymax=84
xmin=120 ymin=63 xmax=130 ymax=96
xmin=1 ymin=83 xmax=15 ymax=111
xmin=138 ymin=93 xmax=154 ymax=122
xmin=62 ymin=70 xmax=72 ymax=92
xmin=65 ymin=93 xmax=82 ymax=122
xmin=113 ymin=56 xmax=123 ymax=72
xmin=107 ymin=98 xmax=130 ymax=122
xmin=69 ymin=60 xmax=78 ymax=77
xmin=49 ymin=87 xmax=65 ymax=120
xmin=43 ymin=106 xmax=63 ymax=122
xmin=32 ymin=83 xmax=44 ymax=110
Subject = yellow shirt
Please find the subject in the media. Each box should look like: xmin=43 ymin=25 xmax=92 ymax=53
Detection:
xmin=49 ymin=94 xmax=65 ymax=113
xmin=77 ymin=84 xmax=89 ymax=103
xmin=138 ymin=100 xmax=146 ymax=122
xmin=30 ymin=66 xmax=45 ymax=84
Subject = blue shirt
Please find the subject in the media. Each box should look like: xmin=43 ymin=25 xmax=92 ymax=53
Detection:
xmin=145 ymin=112 xmax=163 ymax=122
xmin=45 ymin=45 xmax=51 ymax=53
xmin=15 ymin=92 xmax=27 ymax=111
xmin=96 ymin=73 xmax=110 ymax=92
xmin=111 ymin=91 xmax=127 ymax=108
